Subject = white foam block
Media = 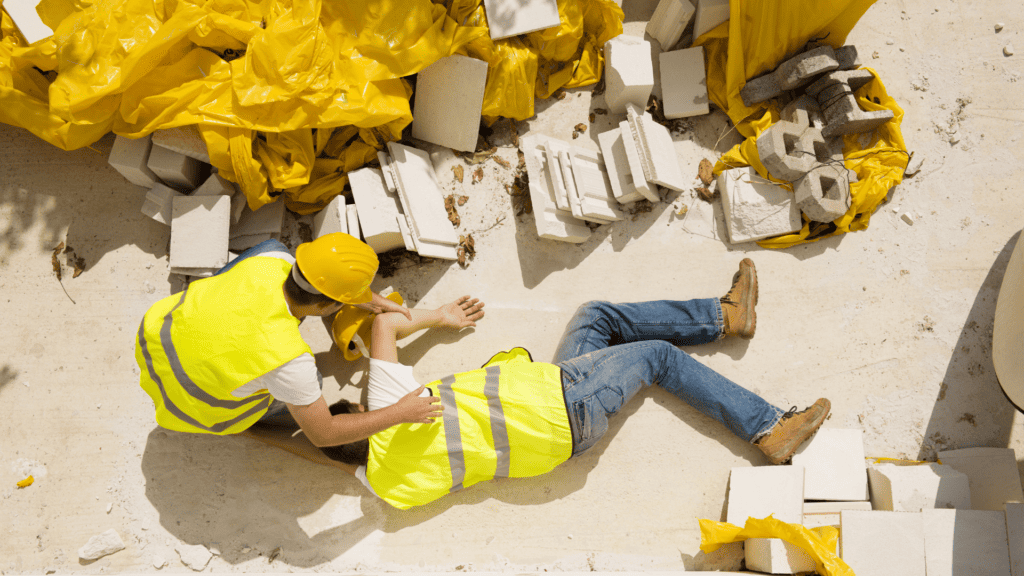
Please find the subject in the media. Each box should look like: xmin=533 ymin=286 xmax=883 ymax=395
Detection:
xmin=596 ymin=128 xmax=643 ymax=204
xmin=232 ymin=201 xmax=285 ymax=239
xmin=152 ymin=126 xmax=211 ymax=164
xmin=109 ymin=135 xmax=161 ymax=188
xmin=693 ymin=0 xmax=729 ymax=40
xmin=519 ymin=135 xmax=591 ymax=243
xmin=744 ymin=538 xmax=816 ymax=574
xmin=141 ymin=183 xmax=184 ymax=226
xmin=349 ymin=168 xmax=405 ymax=253
xmin=5 ymin=1 xmax=51 ymax=44
xmin=923 ymin=509 xmax=1011 ymax=576
xmin=346 ymin=204 xmax=361 ymax=241
xmin=645 ymin=0 xmax=694 ymax=50
xmin=312 ymin=195 xmax=347 ymax=238
xmin=617 ymin=120 xmax=659 ymax=202
xmin=660 ymin=47 xmax=710 ymax=119
xmin=867 ymin=463 xmax=971 ymax=512
xmin=1006 ymin=503 xmax=1024 ymax=576
xmin=626 ymin=105 xmax=686 ymax=192
xmin=840 ymin=510 xmax=925 ymax=576
xmin=170 ymin=196 xmax=230 ymax=270
xmin=727 ymin=466 xmax=804 ymax=526
xmin=791 ymin=428 xmax=868 ymax=501
xmin=386 ymin=143 xmax=459 ymax=246
xmin=483 ymin=0 xmax=560 ymax=40
xmin=718 ymin=167 xmax=802 ymax=244
xmin=568 ymin=147 xmax=624 ymax=221
xmin=938 ymin=448 xmax=1024 ymax=511
xmin=412 ymin=55 xmax=488 ymax=152
xmin=148 ymin=145 xmax=204 ymax=191
xmin=604 ymin=35 xmax=655 ymax=114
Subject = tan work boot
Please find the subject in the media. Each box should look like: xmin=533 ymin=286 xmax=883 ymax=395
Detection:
xmin=721 ymin=258 xmax=758 ymax=339
xmin=755 ymin=399 xmax=831 ymax=465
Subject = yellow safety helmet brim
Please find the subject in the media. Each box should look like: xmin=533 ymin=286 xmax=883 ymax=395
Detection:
xmin=295 ymin=233 xmax=379 ymax=304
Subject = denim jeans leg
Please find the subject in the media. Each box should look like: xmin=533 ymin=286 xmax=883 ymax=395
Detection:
xmin=215 ymin=238 xmax=291 ymax=276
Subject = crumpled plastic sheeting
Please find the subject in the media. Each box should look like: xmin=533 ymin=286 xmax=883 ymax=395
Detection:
xmin=699 ymin=516 xmax=855 ymax=576
xmin=0 ymin=0 xmax=622 ymax=213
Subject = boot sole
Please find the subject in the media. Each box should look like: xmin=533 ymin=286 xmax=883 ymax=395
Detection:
xmin=768 ymin=399 xmax=831 ymax=465
xmin=739 ymin=258 xmax=758 ymax=339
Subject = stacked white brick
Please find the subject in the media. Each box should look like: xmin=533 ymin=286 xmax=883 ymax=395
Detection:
xmin=867 ymin=462 xmax=971 ymax=511
xmin=726 ymin=466 xmax=804 ymax=526
xmin=938 ymin=447 xmax=1024 ymax=511
xmin=840 ymin=510 xmax=926 ymax=576
xmin=412 ymin=55 xmax=489 ymax=153
xmin=109 ymin=135 xmax=161 ymax=188
xmin=645 ymin=0 xmax=694 ymax=51
xmin=801 ymin=500 xmax=871 ymax=529
xmin=313 ymin=195 xmax=348 ymax=239
xmin=659 ymin=47 xmax=710 ymax=119
xmin=482 ymin=0 xmax=560 ymax=40
xmin=348 ymin=168 xmax=406 ymax=253
xmin=717 ymin=167 xmax=801 ymax=244
xmin=385 ymin=143 xmax=458 ymax=259
xmin=192 ymin=173 xmax=245 ymax=224
xmin=603 ymin=36 xmax=654 ymax=115
xmin=152 ymin=126 xmax=211 ymax=164
xmin=625 ymin=104 xmax=686 ymax=192
xmin=744 ymin=538 xmax=816 ymax=574
xmin=169 ymin=196 xmax=231 ymax=276
xmin=790 ymin=428 xmax=868 ymax=501
xmin=148 ymin=145 xmax=204 ymax=191
xmin=597 ymin=128 xmax=644 ymax=204
xmin=519 ymin=135 xmax=591 ymax=243
xmin=923 ymin=509 xmax=1012 ymax=576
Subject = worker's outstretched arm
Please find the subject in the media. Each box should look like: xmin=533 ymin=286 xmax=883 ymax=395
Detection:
xmin=354 ymin=291 xmax=413 ymax=320
xmin=370 ymin=295 xmax=486 ymax=363
xmin=287 ymin=388 xmax=438 ymax=447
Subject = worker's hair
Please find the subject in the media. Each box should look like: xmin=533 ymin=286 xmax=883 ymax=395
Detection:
xmin=319 ymin=400 xmax=370 ymax=466
xmin=283 ymin=264 xmax=339 ymax=308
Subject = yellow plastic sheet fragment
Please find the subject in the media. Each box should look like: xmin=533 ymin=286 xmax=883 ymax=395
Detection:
xmin=699 ymin=516 xmax=854 ymax=576
xmin=17 ymin=475 xmax=34 ymax=488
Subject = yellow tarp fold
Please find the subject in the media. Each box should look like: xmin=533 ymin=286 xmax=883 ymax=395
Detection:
xmin=699 ymin=516 xmax=855 ymax=576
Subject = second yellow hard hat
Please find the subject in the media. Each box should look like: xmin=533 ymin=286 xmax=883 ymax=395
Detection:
xmin=295 ymin=233 xmax=379 ymax=304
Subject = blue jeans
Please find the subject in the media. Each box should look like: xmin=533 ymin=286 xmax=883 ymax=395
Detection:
xmin=555 ymin=300 xmax=784 ymax=456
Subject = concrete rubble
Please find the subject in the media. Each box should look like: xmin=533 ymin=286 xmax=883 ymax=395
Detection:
xmin=175 ymin=543 xmax=213 ymax=571
xmin=77 ymin=529 xmax=125 ymax=561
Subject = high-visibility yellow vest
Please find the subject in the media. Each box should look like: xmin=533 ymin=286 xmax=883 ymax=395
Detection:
xmin=366 ymin=347 xmax=572 ymax=509
xmin=134 ymin=256 xmax=312 ymax=434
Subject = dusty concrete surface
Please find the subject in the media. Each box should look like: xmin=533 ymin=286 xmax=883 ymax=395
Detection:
xmin=2 ymin=0 xmax=1024 ymax=573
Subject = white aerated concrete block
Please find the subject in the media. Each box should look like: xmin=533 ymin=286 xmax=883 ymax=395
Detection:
xmin=568 ymin=148 xmax=624 ymax=221
xmin=867 ymin=463 xmax=971 ymax=512
xmin=693 ymin=0 xmax=729 ymax=40
xmin=5 ymin=1 xmax=51 ymax=44
xmin=544 ymin=139 xmax=574 ymax=213
xmin=520 ymin=136 xmax=591 ymax=243
xmin=141 ymin=183 xmax=184 ymax=226
xmin=744 ymin=538 xmax=816 ymax=574
xmin=109 ymin=135 xmax=161 ymax=188
xmin=802 ymin=501 xmax=871 ymax=530
xmin=603 ymin=36 xmax=655 ymax=114
xmin=346 ymin=205 xmax=362 ymax=241
xmin=170 ymin=196 xmax=230 ymax=270
xmin=1006 ymin=503 xmax=1024 ymax=576
xmin=483 ymin=0 xmax=560 ymax=40
xmin=193 ymin=172 xmax=235 ymax=197
xmin=152 ymin=126 xmax=211 ymax=164
xmin=791 ymin=428 xmax=868 ymax=501
xmin=312 ymin=195 xmax=347 ymax=239
xmin=617 ymin=121 xmax=659 ymax=202
xmin=397 ymin=215 xmax=416 ymax=251
xmin=718 ymin=167 xmax=802 ymax=244
xmin=938 ymin=448 xmax=1024 ymax=511
xmin=923 ymin=509 xmax=1011 ymax=576
xmin=412 ymin=55 xmax=488 ymax=153
xmin=349 ymin=168 xmax=405 ymax=253
xmin=232 ymin=201 xmax=285 ymax=239
xmin=726 ymin=466 xmax=804 ymax=526
xmin=645 ymin=0 xmax=694 ymax=50
xmin=597 ymin=128 xmax=644 ymax=204
xmin=148 ymin=145 xmax=204 ymax=191
xmin=625 ymin=105 xmax=686 ymax=192
xmin=386 ymin=143 xmax=459 ymax=246
xmin=660 ymin=47 xmax=710 ymax=119
xmin=377 ymin=151 xmax=398 ymax=192
xmin=840 ymin=510 xmax=925 ymax=576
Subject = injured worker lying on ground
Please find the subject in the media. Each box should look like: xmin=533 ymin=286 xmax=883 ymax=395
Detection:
xmin=267 ymin=259 xmax=830 ymax=510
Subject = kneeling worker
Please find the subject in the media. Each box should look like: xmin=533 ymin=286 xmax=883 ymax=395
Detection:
xmin=135 ymin=232 xmax=441 ymax=446
xmin=321 ymin=259 xmax=831 ymax=509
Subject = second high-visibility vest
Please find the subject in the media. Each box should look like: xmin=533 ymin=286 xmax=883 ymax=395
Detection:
xmin=366 ymin=347 xmax=572 ymax=509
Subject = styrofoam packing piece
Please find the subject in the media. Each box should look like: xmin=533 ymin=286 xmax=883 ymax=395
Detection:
xmin=228 ymin=233 xmax=275 ymax=253
xmin=170 ymin=196 xmax=230 ymax=270
xmin=109 ymin=135 xmax=161 ymax=188
xmin=717 ymin=167 xmax=801 ymax=244
xmin=141 ymin=183 xmax=184 ymax=226
xmin=692 ymin=0 xmax=729 ymax=40
xmin=840 ymin=510 xmax=926 ymax=576
xmin=377 ymin=151 xmax=398 ymax=192
xmin=147 ymin=145 xmax=204 ymax=190
xmin=5 ymin=1 xmax=51 ymax=44
xmin=744 ymin=538 xmax=816 ymax=574
xmin=231 ymin=201 xmax=285 ymax=239
xmin=867 ymin=463 xmax=971 ymax=512
xmin=519 ymin=136 xmax=591 ymax=243
xmin=396 ymin=215 xmax=417 ymax=251
xmin=567 ymin=147 xmax=624 ymax=221
xmin=1006 ymin=503 xmax=1024 ymax=576
xmin=152 ymin=126 xmax=211 ymax=164
xmin=346 ymin=205 xmax=361 ymax=240
xmin=603 ymin=36 xmax=655 ymax=114
xmin=791 ymin=428 xmax=868 ymax=501
xmin=386 ymin=143 xmax=459 ymax=246
xmin=938 ymin=447 xmax=1024 ymax=511
xmin=726 ymin=466 xmax=804 ymax=526
xmin=625 ymin=104 xmax=686 ymax=191
xmin=544 ymin=139 xmax=574 ymax=212
xmin=659 ymin=47 xmax=710 ymax=119
xmin=645 ymin=0 xmax=694 ymax=50
xmin=923 ymin=509 xmax=1011 ymax=576
xmin=617 ymin=120 xmax=659 ymax=202
xmin=597 ymin=128 xmax=644 ymax=204
xmin=411 ymin=55 xmax=488 ymax=152
xmin=312 ymin=195 xmax=347 ymax=239
xmin=483 ymin=0 xmax=560 ymax=40
xmin=349 ymin=168 xmax=406 ymax=253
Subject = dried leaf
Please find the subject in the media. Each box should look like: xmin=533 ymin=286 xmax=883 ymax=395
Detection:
xmin=444 ymin=194 xmax=461 ymax=226
xmin=472 ymin=167 xmax=484 ymax=185
xmin=457 ymin=234 xmax=476 ymax=268
xmin=574 ymin=123 xmax=587 ymax=134
xmin=452 ymin=165 xmax=464 ymax=183
xmin=698 ymin=158 xmax=714 ymax=186
xmin=51 ymin=242 xmax=64 ymax=281
xmin=268 ymin=548 xmax=281 ymax=563
xmin=572 ymin=132 xmax=580 ymax=140
xmin=696 ymin=186 xmax=715 ymax=202
xmin=457 ymin=195 xmax=468 ymax=206
xmin=64 ymin=245 xmax=86 ymax=278
xmin=588 ymin=113 xmax=596 ymax=123
xmin=554 ymin=89 xmax=567 ymax=100
xmin=494 ymin=156 xmax=511 ymax=169
xmin=594 ymin=108 xmax=608 ymax=115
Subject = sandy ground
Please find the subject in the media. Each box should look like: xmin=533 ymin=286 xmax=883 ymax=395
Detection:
xmin=2 ymin=0 xmax=1024 ymax=573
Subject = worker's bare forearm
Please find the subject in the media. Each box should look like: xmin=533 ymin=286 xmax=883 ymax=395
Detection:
xmin=288 ymin=396 xmax=408 ymax=447
xmin=370 ymin=309 xmax=444 ymax=362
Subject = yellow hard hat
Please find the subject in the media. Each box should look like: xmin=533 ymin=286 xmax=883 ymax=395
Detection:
xmin=294 ymin=233 xmax=379 ymax=304
xmin=332 ymin=291 xmax=405 ymax=361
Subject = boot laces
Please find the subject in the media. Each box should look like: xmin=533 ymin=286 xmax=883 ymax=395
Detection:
xmin=781 ymin=405 xmax=802 ymax=420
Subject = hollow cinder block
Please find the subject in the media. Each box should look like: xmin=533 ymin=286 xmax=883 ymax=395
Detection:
xmin=780 ymin=95 xmax=825 ymax=130
xmin=794 ymin=164 xmax=854 ymax=223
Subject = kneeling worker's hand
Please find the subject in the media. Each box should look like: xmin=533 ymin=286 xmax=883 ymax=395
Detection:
xmin=439 ymin=296 xmax=485 ymax=330
xmin=394 ymin=386 xmax=442 ymax=424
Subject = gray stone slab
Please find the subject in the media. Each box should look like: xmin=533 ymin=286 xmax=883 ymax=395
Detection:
xmin=776 ymin=45 xmax=839 ymax=90
xmin=740 ymin=73 xmax=781 ymax=107
xmin=836 ymin=45 xmax=860 ymax=70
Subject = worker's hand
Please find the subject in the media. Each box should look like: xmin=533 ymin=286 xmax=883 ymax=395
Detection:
xmin=375 ymin=296 xmax=412 ymax=321
xmin=393 ymin=386 xmax=442 ymax=424
xmin=439 ymin=296 xmax=485 ymax=330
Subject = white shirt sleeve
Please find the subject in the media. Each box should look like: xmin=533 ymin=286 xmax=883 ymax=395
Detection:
xmin=354 ymin=465 xmax=379 ymax=498
xmin=231 ymin=353 xmax=322 ymax=406
xmin=367 ymin=358 xmax=429 ymax=412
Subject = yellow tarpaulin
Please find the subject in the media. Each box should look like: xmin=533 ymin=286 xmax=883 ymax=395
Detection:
xmin=700 ymin=516 xmax=855 ymax=576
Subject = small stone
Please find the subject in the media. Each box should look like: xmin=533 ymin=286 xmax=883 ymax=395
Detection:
xmin=176 ymin=543 xmax=213 ymax=571
xmin=78 ymin=529 xmax=126 ymax=561
xmin=1004 ymin=44 xmax=1015 ymax=56
xmin=872 ymin=51 xmax=879 ymax=59
xmin=949 ymin=134 xmax=961 ymax=144
xmin=995 ymin=22 xmax=1004 ymax=32
xmin=106 ymin=503 xmax=112 ymax=514
xmin=241 ymin=547 xmax=251 ymax=553
xmin=901 ymin=212 xmax=915 ymax=225
xmin=904 ymin=153 xmax=924 ymax=177
xmin=892 ymin=205 xmax=900 ymax=213
xmin=153 ymin=557 xmax=167 ymax=569
xmin=886 ymin=39 xmax=894 ymax=45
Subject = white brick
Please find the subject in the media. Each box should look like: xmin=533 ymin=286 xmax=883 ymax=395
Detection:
xmin=557 ymin=150 xmax=612 ymax=224
xmin=744 ymin=538 xmax=816 ymax=574
xmin=386 ymin=143 xmax=459 ymax=246
xmin=109 ymin=135 xmax=160 ymax=188
xmin=596 ymin=128 xmax=644 ymax=204
xmin=170 ymin=196 xmax=230 ymax=270
xmin=717 ymin=167 xmax=802 ymax=244
xmin=938 ymin=448 xmax=1024 ymax=511
xmin=659 ymin=47 xmax=710 ymax=119
xmin=5 ymin=1 xmax=51 ymax=44
xmin=141 ymin=183 xmax=184 ymax=226
xmin=567 ymin=148 xmax=624 ymax=221
xmin=168 ymin=266 xmax=218 ymax=278
xmin=867 ymin=463 xmax=971 ymax=511
xmin=840 ymin=510 xmax=925 ymax=576
xmin=231 ymin=201 xmax=285 ymax=239
xmin=645 ymin=0 xmax=694 ymax=50
xmin=377 ymin=151 xmax=398 ymax=192
xmin=193 ymin=173 xmax=235 ymax=196
xmin=923 ymin=509 xmax=1011 ymax=576
xmin=542 ymin=139 xmax=574 ymax=212
xmin=397 ymin=215 xmax=416 ymax=251
xmin=693 ymin=0 xmax=729 ymax=40
xmin=346 ymin=205 xmax=361 ymax=241
xmin=803 ymin=501 xmax=873 ymax=515
xmin=520 ymin=135 xmax=591 ymax=243
xmin=349 ymin=168 xmax=406 ymax=253
xmin=1006 ymin=503 xmax=1024 ymax=576
xmin=603 ymin=36 xmax=654 ymax=114
xmin=483 ymin=0 xmax=560 ymax=40
xmin=617 ymin=121 xmax=659 ymax=202
xmin=412 ymin=55 xmax=488 ymax=152
xmin=801 ymin=513 xmax=839 ymax=529
xmin=312 ymin=195 xmax=347 ymax=239
xmin=152 ymin=126 xmax=210 ymax=164
xmin=726 ymin=466 xmax=804 ymax=526
xmin=148 ymin=145 xmax=204 ymax=191
xmin=791 ymin=428 xmax=868 ymax=501
xmin=625 ymin=104 xmax=686 ymax=192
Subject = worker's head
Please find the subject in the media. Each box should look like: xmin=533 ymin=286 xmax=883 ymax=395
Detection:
xmin=289 ymin=232 xmax=379 ymax=315
xmin=319 ymin=400 xmax=370 ymax=466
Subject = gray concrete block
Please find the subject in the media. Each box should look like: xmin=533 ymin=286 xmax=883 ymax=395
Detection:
xmin=148 ymin=145 xmax=204 ymax=191
xmin=756 ymin=121 xmax=819 ymax=182
xmin=836 ymin=45 xmax=860 ymax=70
xmin=794 ymin=164 xmax=853 ymax=222
xmin=776 ymin=45 xmax=839 ymax=90
xmin=805 ymin=74 xmax=845 ymax=98
xmin=109 ymin=135 xmax=161 ymax=188
xmin=152 ymin=126 xmax=210 ymax=164
xmin=780 ymin=95 xmax=824 ymax=130
xmin=822 ymin=99 xmax=895 ymax=139
xmin=817 ymin=82 xmax=850 ymax=110
xmin=231 ymin=201 xmax=285 ymax=239
xmin=740 ymin=73 xmax=781 ymax=107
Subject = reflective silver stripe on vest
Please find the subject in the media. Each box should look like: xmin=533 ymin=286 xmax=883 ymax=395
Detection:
xmin=138 ymin=320 xmax=271 ymax=433
xmin=436 ymin=374 xmax=465 ymax=492
xmin=484 ymin=365 xmax=511 ymax=478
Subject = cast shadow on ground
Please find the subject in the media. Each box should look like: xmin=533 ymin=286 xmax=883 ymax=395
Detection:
xmin=916 ymin=231 xmax=1021 ymax=460
xmin=0 ymin=364 xmax=18 ymax=389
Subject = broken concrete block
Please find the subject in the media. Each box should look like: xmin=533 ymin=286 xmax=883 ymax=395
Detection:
xmin=756 ymin=120 xmax=841 ymax=182
xmin=349 ymin=168 xmax=405 ymax=253
xmin=346 ymin=204 xmax=361 ymax=241
xmin=923 ymin=509 xmax=1011 ymax=576
xmin=717 ymin=167 xmax=802 ymax=244
xmin=148 ymin=145 xmax=204 ymax=191
xmin=109 ymin=135 xmax=161 ymax=188
xmin=659 ymin=47 xmax=710 ymax=119
xmin=412 ymin=55 xmax=488 ymax=152
xmin=744 ymin=538 xmax=816 ymax=574
xmin=151 ymin=125 xmax=211 ymax=164
xmin=170 ymin=196 xmax=230 ymax=270
xmin=567 ymin=147 xmax=624 ymax=221
xmin=791 ymin=428 xmax=868 ymax=501
xmin=776 ymin=46 xmax=839 ymax=90
xmin=597 ymin=128 xmax=644 ymax=204
xmin=835 ymin=45 xmax=861 ymax=70
xmin=5 ymin=1 xmax=52 ymax=44
xmin=780 ymin=95 xmax=825 ymax=130
xmin=904 ymin=152 xmax=924 ymax=177
xmin=645 ymin=0 xmax=695 ymax=50
xmin=617 ymin=121 xmax=659 ymax=202
xmin=740 ymin=73 xmax=782 ymax=108
xmin=232 ymin=201 xmax=285 ymax=240
xmin=520 ymin=135 xmax=591 ymax=243
xmin=386 ymin=143 xmax=460 ymax=246
xmin=483 ymin=0 xmax=560 ymax=40
xmin=626 ymin=104 xmax=686 ymax=192
xmin=795 ymin=164 xmax=854 ymax=223
xmin=692 ymin=0 xmax=729 ymax=40
xmin=726 ymin=466 xmax=804 ymax=526
xmin=78 ymin=529 xmax=125 ymax=561
xmin=840 ymin=510 xmax=925 ymax=576
xmin=175 ymin=543 xmax=212 ymax=572
xmin=867 ymin=463 xmax=971 ymax=511
xmin=312 ymin=195 xmax=347 ymax=239
xmin=938 ymin=447 xmax=1024 ymax=511
xmin=1006 ymin=503 xmax=1024 ymax=576
xmin=141 ymin=183 xmax=185 ymax=226
xmin=603 ymin=36 xmax=655 ymax=114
